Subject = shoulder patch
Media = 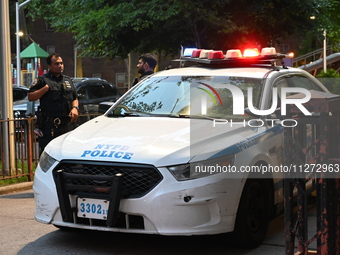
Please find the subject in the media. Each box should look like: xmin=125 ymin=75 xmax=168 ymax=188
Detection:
xmin=31 ymin=78 xmax=39 ymax=88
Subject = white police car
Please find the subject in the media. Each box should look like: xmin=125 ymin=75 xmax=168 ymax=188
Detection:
xmin=33 ymin=47 xmax=329 ymax=248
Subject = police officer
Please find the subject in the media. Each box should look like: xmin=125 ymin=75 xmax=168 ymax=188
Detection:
xmin=28 ymin=53 xmax=79 ymax=154
xmin=131 ymin=53 xmax=157 ymax=86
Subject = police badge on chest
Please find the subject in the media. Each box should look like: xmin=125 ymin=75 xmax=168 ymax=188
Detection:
xmin=63 ymin=80 xmax=72 ymax=90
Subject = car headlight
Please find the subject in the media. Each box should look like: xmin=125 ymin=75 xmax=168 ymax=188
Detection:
xmin=167 ymin=155 xmax=234 ymax=181
xmin=38 ymin=151 xmax=57 ymax=173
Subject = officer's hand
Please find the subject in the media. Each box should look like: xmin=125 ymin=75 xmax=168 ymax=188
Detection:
xmin=69 ymin=108 xmax=79 ymax=123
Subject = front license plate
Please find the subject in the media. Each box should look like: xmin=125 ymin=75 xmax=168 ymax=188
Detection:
xmin=77 ymin=198 xmax=109 ymax=220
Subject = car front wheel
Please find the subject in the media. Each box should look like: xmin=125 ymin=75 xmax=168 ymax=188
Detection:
xmin=230 ymin=178 xmax=273 ymax=248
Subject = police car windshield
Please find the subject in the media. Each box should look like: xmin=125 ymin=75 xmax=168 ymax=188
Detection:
xmin=107 ymin=75 xmax=263 ymax=120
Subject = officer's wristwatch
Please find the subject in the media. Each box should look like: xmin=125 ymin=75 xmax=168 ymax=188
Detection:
xmin=73 ymin=106 xmax=79 ymax=110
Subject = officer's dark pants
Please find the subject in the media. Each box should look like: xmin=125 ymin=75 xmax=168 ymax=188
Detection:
xmin=38 ymin=118 xmax=76 ymax=155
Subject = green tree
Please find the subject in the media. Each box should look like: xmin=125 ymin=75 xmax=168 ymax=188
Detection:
xmin=318 ymin=0 xmax=340 ymax=51
xmin=317 ymin=69 xmax=340 ymax=95
xmin=294 ymin=0 xmax=340 ymax=54
xmin=26 ymin=0 xmax=334 ymax=58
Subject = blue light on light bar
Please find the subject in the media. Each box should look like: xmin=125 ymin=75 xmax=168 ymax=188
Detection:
xmin=183 ymin=48 xmax=197 ymax=57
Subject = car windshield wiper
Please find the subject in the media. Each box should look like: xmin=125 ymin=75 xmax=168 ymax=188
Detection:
xmin=168 ymin=113 xmax=190 ymax=118
xmin=108 ymin=111 xmax=141 ymax=117
xmin=168 ymin=114 xmax=215 ymax=120
xmin=124 ymin=111 xmax=141 ymax=116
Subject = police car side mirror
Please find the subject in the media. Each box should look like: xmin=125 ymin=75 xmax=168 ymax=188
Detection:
xmin=273 ymin=107 xmax=284 ymax=119
xmin=245 ymin=107 xmax=284 ymax=120
xmin=266 ymin=107 xmax=284 ymax=120
xmin=99 ymin=101 xmax=115 ymax=114
xmin=244 ymin=107 xmax=261 ymax=118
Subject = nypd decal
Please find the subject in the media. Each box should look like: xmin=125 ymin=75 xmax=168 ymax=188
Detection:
xmin=81 ymin=144 xmax=133 ymax=160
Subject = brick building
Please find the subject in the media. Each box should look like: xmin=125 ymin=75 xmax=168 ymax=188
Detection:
xmin=18 ymin=18 xmax=129 ymax=94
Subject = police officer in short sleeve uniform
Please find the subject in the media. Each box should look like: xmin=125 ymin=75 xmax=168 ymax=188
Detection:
xmin=29 ymin=53 xmax=79 ymax=155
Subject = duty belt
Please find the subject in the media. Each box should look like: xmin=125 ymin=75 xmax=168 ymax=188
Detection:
xmin=44 ymin=116 xmax=71 ymax=137
xmin=45 ymin=116 xmax=70 ymax=126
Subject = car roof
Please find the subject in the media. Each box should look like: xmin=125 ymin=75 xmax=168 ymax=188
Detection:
xmin=72 ymin=77 xmax=107 ymax=82
xmin=152 ymin=66 xmax=307 ymax=79
xmin=73 ymin=78 xmax=114 ymax=87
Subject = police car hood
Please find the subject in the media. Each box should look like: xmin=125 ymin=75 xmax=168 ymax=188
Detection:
xmin=45 ymin=115 xmax=257 ymax=167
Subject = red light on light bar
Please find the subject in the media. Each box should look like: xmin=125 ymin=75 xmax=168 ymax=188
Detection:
xmin=191 ymin=49 xmax=203 ymax=58
xmin=243 ymin=48 xmax=260 ymax=57
xmin=208 ymin=50 xmax=224 ymax=59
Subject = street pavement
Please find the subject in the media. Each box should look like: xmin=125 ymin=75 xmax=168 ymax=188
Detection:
xmin=0 ymin=182 xmax=318 ymax=254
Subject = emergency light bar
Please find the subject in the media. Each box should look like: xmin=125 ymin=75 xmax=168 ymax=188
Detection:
xmin=243 ymin=48 xmax=260 ymax=57
xmin=226 ymin=50 xmax=242 ymax=58
xmin=181 ymin=47 xmax=294 ymax=67
xmin=183 ymin=48 xmax=197 ymax=57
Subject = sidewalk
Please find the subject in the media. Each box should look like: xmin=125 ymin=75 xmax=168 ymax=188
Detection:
xmin=0 ymin=181 xmax=33 ymax=195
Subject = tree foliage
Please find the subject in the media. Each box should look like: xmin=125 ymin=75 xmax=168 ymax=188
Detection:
xmin=26 ymin=0 xmax=339 ymax=58
xmin=316 ymin=0 xmax=340 ymax=52
xmin=317 ymin=69 xmax=340 ymax=95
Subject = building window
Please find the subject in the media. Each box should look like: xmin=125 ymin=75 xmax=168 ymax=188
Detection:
xmin=47 ymin=45 xmax=55 ymax=54
xmin=92 ymin=73 xmax=101 ymax=78
xmin=280 ymin=44 xmax=290 ymax=53
xmin=116 ymin=73 xmax=128 ymax=88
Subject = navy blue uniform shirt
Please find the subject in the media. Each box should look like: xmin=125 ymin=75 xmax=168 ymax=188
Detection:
xmin=30 ymin=72 xmax=77 ymax=117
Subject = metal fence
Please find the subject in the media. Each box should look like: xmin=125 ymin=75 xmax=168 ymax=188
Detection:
xmin=284 ymin=90 xmax=340 ymax=254
xmin=292 ymin=46 xmax=332 ymax=67
xmin=0 ymin=114 xmax=100 ymax=181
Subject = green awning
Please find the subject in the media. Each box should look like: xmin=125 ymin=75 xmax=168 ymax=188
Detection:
xmin=20 ymin=42 xmax=49 ymax=58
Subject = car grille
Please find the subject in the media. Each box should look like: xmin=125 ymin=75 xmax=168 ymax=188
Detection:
xmin=53 ymin=161 xmax=163 ymax=199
